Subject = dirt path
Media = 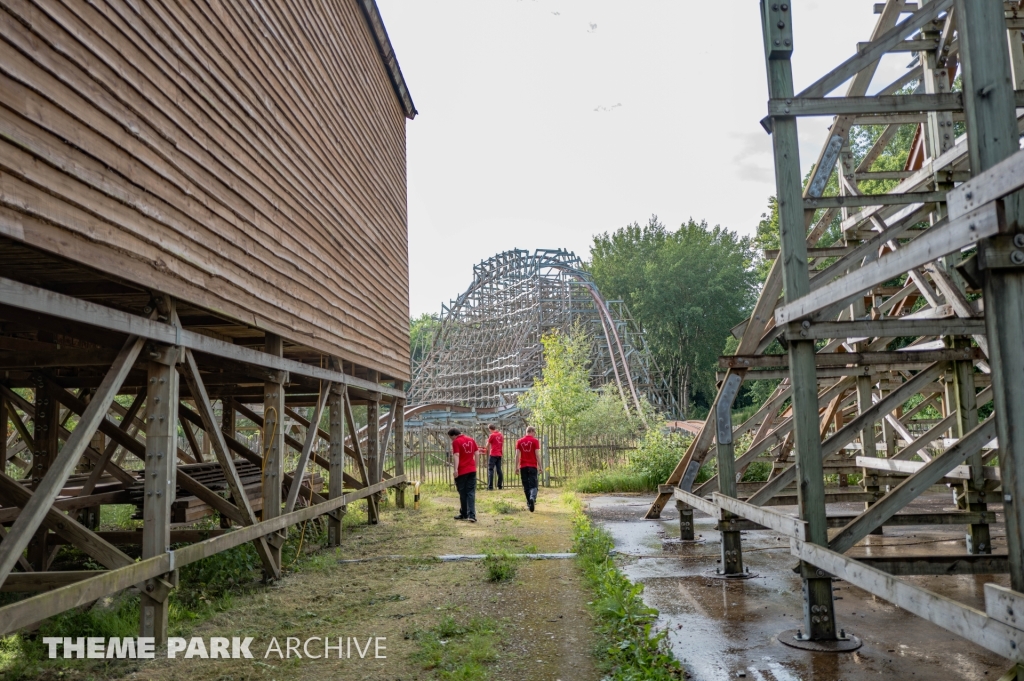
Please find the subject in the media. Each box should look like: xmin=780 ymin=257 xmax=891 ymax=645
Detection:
xmin=116 ymin=487 xmax=599 ymax=681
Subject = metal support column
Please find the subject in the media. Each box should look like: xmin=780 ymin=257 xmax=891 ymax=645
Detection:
xmin=715 ymin=374 xmax=745 ymax=576
xmin=956 ymin=0 xmax=1024 ymax=592
xmin=761 ymin=0 xmax=848 ymax=646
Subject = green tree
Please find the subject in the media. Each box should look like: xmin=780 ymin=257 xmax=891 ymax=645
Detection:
xmin=590 ymin=217 xmax=758 ymax=418
xmin=520 ymin=324 xmax=597 ymax=431
xmin=409 ymin=313 xmax=440 ymax=370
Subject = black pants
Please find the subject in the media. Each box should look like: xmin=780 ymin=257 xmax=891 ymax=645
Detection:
xmin=455 ymin=472 xmax=477 ymax=519
xmin=520 ymin=467 xmax=538 ymax=504
xmin=487 ymin=456 xmax=504 ymax=489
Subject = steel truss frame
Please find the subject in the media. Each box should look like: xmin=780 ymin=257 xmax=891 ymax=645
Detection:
xmin=652 ymin=0 xmax=1024 ymax=670
xmin=0 ymin=279 xmax=407 ymax=642
xmin=410 ymin=248 xmax=677 ymax=417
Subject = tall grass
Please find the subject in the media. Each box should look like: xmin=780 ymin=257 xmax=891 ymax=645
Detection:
xmin=570 ymin=430 xmax=691 ymax=493
xmin=564 ymin=493 xmax=684 ymax=680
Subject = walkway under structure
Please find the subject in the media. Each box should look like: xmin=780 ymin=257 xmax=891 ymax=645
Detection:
xmin=653 ymin=0 xmax=1024 ymax=674
xmin=410 ymin=248 xmax=678 ymax=417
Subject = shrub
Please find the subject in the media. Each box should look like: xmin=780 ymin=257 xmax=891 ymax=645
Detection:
xmin=627 ymin=430 xmax=691 ymax=490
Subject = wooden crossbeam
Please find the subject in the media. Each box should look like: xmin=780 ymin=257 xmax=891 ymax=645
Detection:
xmin=0 ymin=336 xmax=143 ymax=584
xmin=748 ymin=363 xmax=948 ymax=506
xmin=791 ymin=538 xmax=1024 ymax=661
xmin=0 ymin=277 xmax=404 ymax=399
xmin=284 ymin=383 xmax=330 ymax=514
xmin=0 ymin=472 xmax=133 ymax=571
xmin=179 ymin=348 xmax=280 ymax=579
xmin=79 ymin=388 xmax=146 ymax=497
xmin=831 ymin=418 xmax=998 ymax=552
xmin=777 ymin=204 xmax=1001 ymax=324
xmin=0 ymin=476 xmax=405 ymax=635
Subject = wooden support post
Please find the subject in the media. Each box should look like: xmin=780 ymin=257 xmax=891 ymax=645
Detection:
xmin=419 ymin=427 xmax=426 ymax=486
xmin=140 ymin=344 xmax=178 ymax=643
xmin=715 ymin=374 xmax=744 ymax=574
xmin=762 ymin=0 xmax=839 ymax=641
xmin=327 ymin=382 xmax=345 ymax=547
xmin=956 ymin=0 xmax=1024 ymax=593
xmin=858 ymin=376 xmax=884 ymax=536
xmin=952 ymin=340 xmax=989 ymax=554
xmin=366 ymin=380 xmax=380 ymax=525
xmin=221 ymin=397 xmax=235 ymax=443
xmin=28 ymin=378 xmax=57 ymax=570
xmin=262 ymin=334 xmax=285 ymax=572
xmin=395 ymin=399 xmax=406 ymax=509
xmin=0 ymin=397 xmax=6 ymax=468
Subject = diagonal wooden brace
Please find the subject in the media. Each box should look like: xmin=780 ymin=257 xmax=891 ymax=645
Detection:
xmin=0 ymin=335 xmax=144 ymax=584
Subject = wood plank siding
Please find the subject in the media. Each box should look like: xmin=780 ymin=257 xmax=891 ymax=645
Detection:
xmin=0 ymin=0 xmax=414 ymax=380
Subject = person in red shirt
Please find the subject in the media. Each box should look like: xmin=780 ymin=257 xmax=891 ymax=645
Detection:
xmin=448 ymin=428 xmax=478 ymax=522
xmin=515 ymin=426 xmax=542 ymax=512
xmin=486 ymin=424 xmax=504 ymax=491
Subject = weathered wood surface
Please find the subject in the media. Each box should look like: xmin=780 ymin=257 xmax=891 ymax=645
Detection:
xmin=0 ymin=0 xmax=412 ymax=379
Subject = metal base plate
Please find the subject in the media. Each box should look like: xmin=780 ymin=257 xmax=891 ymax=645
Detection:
xmin=778 ymin=629 xmax=862 ymax=652
xmin=702 ymin=569 xmax=758 ymax=580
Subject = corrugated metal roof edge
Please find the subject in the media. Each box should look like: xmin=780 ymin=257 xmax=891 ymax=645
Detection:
xmin=358 ymin=0 xmax=418 ymax=119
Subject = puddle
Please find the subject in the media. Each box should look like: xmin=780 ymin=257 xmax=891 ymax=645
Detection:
xmin=587 ymin=494 xmax=1010 ymax=681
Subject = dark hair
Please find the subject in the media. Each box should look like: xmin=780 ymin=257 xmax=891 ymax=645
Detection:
xmin=447 ymin=428 xmax=462 ymax=437
xmin=488 ymin=423 xmax=497 ymax=430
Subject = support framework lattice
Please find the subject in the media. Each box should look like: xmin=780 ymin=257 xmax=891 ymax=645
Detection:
xmin=654 ymin=0 xmax=1024 ymax=670
xmin=410 ymin=249 xmax=678 ymax=417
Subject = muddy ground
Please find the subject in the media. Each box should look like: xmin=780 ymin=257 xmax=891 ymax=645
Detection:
xmin=587 ymin=492 xmax=1014 ymax=681
xmin=117 ymin=487 xmax=599 ymax=681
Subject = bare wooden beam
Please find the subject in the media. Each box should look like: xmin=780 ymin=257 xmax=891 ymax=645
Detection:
xmin=0 ymin=336 xmax=144 ymax=584
xmin=0 ymin=277 xmax=404 ymax=399
xmin=284 ymin=383 xmax=330 ymax=514
xmin=831 ymin=417 xmax=997 ymax=552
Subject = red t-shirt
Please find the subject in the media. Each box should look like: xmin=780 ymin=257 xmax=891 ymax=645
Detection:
xmin=516 ymin=435 xmax=540 ymax=469
xmin=487 ymin=431 xmax=504 ymax=457
xmin=452 ymin=435 xmax=478 ymax=477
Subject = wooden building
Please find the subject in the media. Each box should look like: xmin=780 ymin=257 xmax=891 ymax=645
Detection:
xmin=0 ymin=0 xmax=415 ymax=641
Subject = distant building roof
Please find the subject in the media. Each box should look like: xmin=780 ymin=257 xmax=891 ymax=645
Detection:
xmin=358 ymin=0 xmax=418 ymax=119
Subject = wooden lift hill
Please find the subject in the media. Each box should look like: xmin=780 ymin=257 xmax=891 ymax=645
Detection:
xmin=0 ymin=0 xmax=416 ymax=643
xmin=655 ymin=0 xmax=1024 ymax=673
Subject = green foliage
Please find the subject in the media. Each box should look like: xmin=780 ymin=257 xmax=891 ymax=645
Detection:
xmin=520 ymin=323 xmax=597 ymax=431
xmin=491 ymin=499 xmax=521 ymax=515
xmin=590 ymin=216 xmax=759 ymax=418
xmin=410 ymin=312 xmax=442 ymax=370
xmin=565 ymin=493 xmax=684 ymax=680
xmin=627 ymin=430 xmax=690 ymax=490
xmin=482 ymin=551 xmax=519 ymax=582
xmin=412 ymin=616 xmax=498 ymax=680
xmin=570 ymin=429 xmax=690 ymax=493
xmin=573 ymin=387 xmax=651 ymax=440
xmin=570 ymin=468 xmax=652 ymax=494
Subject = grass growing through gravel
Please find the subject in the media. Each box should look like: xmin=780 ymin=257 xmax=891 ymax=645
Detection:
xmin=412 ymin=615 xmax=499 ymax=680
xmin=482 ymin=551 xmax=519 ymax=582
xmin=565 ymin=492 xmax=685 ymax=680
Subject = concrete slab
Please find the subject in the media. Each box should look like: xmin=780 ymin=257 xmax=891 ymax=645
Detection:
xmin=587 ymin=493 xmax=1013 ymax=681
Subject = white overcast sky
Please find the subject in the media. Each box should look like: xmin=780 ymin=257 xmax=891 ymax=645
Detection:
xmin=376 ymin=1 xmax=911 ymax=317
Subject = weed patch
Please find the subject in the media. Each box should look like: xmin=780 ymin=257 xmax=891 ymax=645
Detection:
xmin=491 ymin=499 xmax=521 ymax=514
xmin=412 ymin=615 xmax=498 ymax=680
xmin=563 ymin=492 xmax=684 ymax=680
xmin=482 ymin=551 xmax=519 ymax=582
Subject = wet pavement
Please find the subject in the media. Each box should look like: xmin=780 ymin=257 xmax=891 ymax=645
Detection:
xmin=587 ymin=493 xmax=1013 ymax=681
